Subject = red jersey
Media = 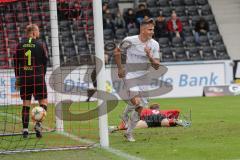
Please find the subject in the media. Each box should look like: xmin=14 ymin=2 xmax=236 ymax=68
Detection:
xmin=140 ymin=108 xmax=180 ymax=119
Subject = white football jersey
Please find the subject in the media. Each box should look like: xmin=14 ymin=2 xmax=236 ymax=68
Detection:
xmin=122 ymin=35 xmax=160 ymax=79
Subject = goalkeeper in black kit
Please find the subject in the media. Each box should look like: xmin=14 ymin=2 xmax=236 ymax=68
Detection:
xmin=14 ymin=24 xmax=48 ymax=138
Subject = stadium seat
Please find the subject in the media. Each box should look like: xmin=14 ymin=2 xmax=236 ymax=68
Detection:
xmin=196 ymin=0 xmax=208 ymax=6
xmin=83 ymin=9 xmax=93 ymax=18
xmin=107 ymin=0 xmax=119 ymax=9
xmin=150 ymin=7 xmax=161 ymax=18
xmin=184 ymin=36 xmax=196 ymax=47
xmin=171 ymin=37 xmax=184 ymax=48
xmin=210 ymin=34 xmax=223 ymax=46
xmin=158 ymin=0 xmax=170 ymax=7
xmin=173 ymin=6 xmax=186 ymax=16
xmin=203 ymin=15 xmax=215 ymax=25
xmin=160 ymin=6 xmax=172 ymax=17
xmin=198 ymin=35 xmax=210 ymax=46
xmin=63 ymin=40 xmax=75 ymax=48
xmin=103 ymin=29 xmax=115 ymax=41
xmin=59 ymin=20 xmax=70 ymax=31
xmin=189 ymin=15 xmax=200 ymax=26
xmin=31 ymin=12 xmax=42 ymax=22
xmin=200 ymin=4 xmax=212 ymax=16
xmin=74 ymin=30 xmax=86 ymax=41
xmin=201 ymin=46 xmax=215 ymax=60
xmin=186 ymin=5 xmax=199 ymax=16
xmin=17 ymin=13 xmax=29 ymax=22
xmin=80 ymin=1 xmax=91 ymax=8
xmin=184 ymin=0 xmax=196 ymax=6
xmin=104 ymin=42 xmax=116 ymax=53
xmin=171 ymin=0 xmax=184 ymax=6
xmin=161 ymin=47 xmax=175 ymax=62
xmin=209 ymin=24 xmax=219 ymax=35
xmin=183 ymin=26 xmax=193 ymax=36
xmin=174 ymin=47 xmax=188 ymax=61
xmin=115 ymin=28 xmax=127 ymax=40
xmin=76 ymin=40 xmax=89 ymax=52
xmin=187 ymin=47 xmax=202 ymax=60
xmin=214 ymin=44 xmax=230 ymax=60
xmin=5 ymin=23 xmax=16 ymax=31
xmin=4 ymin=13 xmax=15 ymax=23
xmin=158 ymin=37 xmax=170 ymax=48
xmin=146 ymin=0 xmax=157 ymax=8
xmin=128 ymin=28 xmax=139 ymax=36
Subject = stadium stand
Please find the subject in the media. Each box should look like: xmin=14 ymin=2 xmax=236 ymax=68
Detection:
xmin=0 ymin=0 xmax=230 ymax=68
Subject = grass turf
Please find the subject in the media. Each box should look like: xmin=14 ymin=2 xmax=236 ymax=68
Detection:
xmin=1 ymin=96 xmax=240 ymax=160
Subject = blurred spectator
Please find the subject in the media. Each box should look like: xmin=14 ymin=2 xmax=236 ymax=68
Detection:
xmin=103 ymin=9 xmax=115 ymax=32
xmin=124 ymin=8 xmax=137 ymax=30
xmin=194 ymin=17 xmax=209 ymax=44
xmin=57 ymin=1 xmax=69 ymax=20
xmin=135 ymin=4 xmax=152 ymax=27
xmin=114 ymin=11 xmax=125 ymax=29
xmin=102 ymin=2 xmax=108 ymax=15
xmin=167 ymin=12 xmax=183 ymax=40
xmin=70 ymin=1 xmax=82 ymax=20
xmin=154 ymin=15 xmax=168 ymax=39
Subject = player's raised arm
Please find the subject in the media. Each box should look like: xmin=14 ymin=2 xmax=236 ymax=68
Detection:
xmin=114 ymin=45 xmax=125 ymax=78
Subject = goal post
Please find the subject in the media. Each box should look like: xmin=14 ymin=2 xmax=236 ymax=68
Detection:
xmin=49 ymin=0 xmax=64 ymax=132
xmin=93 ymin=0 xmax=109 ymax=147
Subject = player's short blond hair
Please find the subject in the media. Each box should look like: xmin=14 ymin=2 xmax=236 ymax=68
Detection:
xmin=149 ymin=103 xmax=160 ymax=110
xmin=140 ymin=18 xmax=155 ymax=27
xmin=25 ymin=24 xmax=39 ymax=36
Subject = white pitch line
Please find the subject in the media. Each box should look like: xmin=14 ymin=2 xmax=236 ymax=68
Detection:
xmin=0 ymin=112 xmax=144 ymax=160
xmin=60 ymin=131 xmax=144 ymax=160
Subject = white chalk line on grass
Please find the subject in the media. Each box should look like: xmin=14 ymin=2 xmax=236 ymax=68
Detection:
xmin=0 ymin=112 xmax=144 ymax=160
xmin=60 ymin=131 xmax=144 ymax=160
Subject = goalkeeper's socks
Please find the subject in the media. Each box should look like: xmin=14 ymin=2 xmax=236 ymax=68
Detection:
xmin=40 ymin=104 xmax=47 ymax=112
xmin=22 ymin=106 xmax=30 ymax=129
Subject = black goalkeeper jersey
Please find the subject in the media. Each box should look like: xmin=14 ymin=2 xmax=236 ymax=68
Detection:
xmin=14 ymin=38 xmax=48 ymax=77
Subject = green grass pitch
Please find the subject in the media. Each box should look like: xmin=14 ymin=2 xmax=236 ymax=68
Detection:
xmin=1 ymin=96 xmax=240 ymax=160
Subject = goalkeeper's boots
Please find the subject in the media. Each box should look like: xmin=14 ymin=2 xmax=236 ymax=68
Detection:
xmin=34 ymin=122 xmax=42 ymax=138
xmin=22 ymin=129 xmax=29 ymax=138
xmin=108 ymin=126 xmax=118 ymax=133
xmin=176 ymin=119 xmax=191 ymax=127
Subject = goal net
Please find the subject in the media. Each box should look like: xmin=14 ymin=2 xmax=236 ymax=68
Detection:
xmin=0 ymin=0 xmax=108 ymax=154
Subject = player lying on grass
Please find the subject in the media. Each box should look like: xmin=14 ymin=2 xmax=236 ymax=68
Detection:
xmin=109 ymin=103 xmax=191 ymax=133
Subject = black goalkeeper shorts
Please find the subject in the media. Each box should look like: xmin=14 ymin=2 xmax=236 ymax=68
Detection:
xmin=20 ymin=74 xmax=47 ymax=100
xmin=144 ymin=114 xmax=166 ymax=127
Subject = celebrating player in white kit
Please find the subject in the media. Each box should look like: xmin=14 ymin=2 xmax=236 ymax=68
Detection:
xmin=114 ymin=18 xmax=160 ymax=142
